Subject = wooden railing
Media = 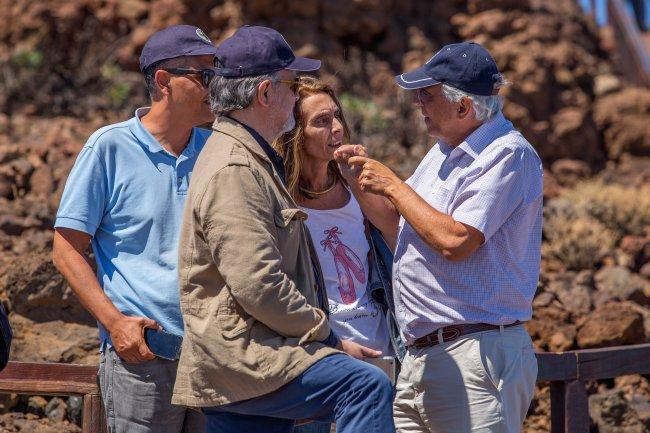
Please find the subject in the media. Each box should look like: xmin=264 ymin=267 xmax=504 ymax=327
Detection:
xmin=537 ymin=343 xmax=650 ymax=433
xmin=1 ymin=343 xmax=650 ymax=432
xmin=607 ymin=0 xmax=650 ymax=86
xmin=0 ymin=361 xmax=105 ymax=433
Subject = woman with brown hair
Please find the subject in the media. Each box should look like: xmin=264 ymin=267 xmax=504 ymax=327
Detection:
xmin=275 ymin=75 xmax=403 ymax=342
xmin=274 ymin=75 xmax=401 ymax=433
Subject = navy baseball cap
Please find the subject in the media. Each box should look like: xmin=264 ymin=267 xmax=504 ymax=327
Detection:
xmin=139 ymin=25 xmax=219 ymax=72
xmin=395 ymin=42 xmax=501 ymax=96
xmin=214 ymin=25 xmax=321 ymax=77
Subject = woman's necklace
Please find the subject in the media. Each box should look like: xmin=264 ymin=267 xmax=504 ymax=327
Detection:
xmin=299 ymin=174 xmax=338 ymax=197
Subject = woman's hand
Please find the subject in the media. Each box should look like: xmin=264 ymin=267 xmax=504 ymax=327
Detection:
xmin=333 ymin=144 xmax=368 ymax=182
xmin=338 ymin=339 xmax=382 ymax=359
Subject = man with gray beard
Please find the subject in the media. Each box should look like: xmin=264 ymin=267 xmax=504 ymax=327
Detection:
xmin=172 ymin=26 xmax=395 ymax=433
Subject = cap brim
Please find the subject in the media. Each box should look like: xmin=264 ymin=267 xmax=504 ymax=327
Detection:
xmin=286 ymin=56 xmax=321 ymax=72
xmin=186 ymin=46 xmax=219 ymax=57
xmin=395 ymin=66 xmax=440 ymax=90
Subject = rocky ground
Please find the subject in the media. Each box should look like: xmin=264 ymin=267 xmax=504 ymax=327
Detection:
xmin=1 ymin=0 xmax=649 ymax=431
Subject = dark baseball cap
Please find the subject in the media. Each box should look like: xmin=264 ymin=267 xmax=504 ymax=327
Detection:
xmin=395 ymin=42 xmax=501 ymax=96
xmin=214 ymin=25 xmax=321 ymax=77
xmin=139 ymin=25 xmax=219 ymax=72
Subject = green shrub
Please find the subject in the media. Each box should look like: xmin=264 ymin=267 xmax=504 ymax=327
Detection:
xmin=108 ymin=83 xmax=132 ymax=107
xmin=339 ymin=93 xmax=387 ymax=135
xmin=11 ymin=50 xmax=43 ymax=70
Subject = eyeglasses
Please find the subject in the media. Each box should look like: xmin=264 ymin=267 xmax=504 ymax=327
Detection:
xmin=277 ymin=79 xmax=301 ymax=94
xmin=415 ymin=87 xmax=437 ymax=104
xmin=162 ymin=68 xmax=216 ymax=87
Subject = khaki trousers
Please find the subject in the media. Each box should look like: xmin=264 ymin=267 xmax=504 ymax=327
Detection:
xmin=393 ymin=325 xmax=537 ymax=433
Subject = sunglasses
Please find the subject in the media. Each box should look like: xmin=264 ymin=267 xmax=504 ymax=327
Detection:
xmin=162 ymin=68 xmax=216 ymax=87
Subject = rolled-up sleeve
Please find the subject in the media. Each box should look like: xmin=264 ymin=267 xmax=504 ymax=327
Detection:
xmin=449 ymin=147 xmax=524 ymax=242
xmin=54 ymin=146 xmax=107 ymax=236
xmin=198 ymin=164 xmax=331 ymax=343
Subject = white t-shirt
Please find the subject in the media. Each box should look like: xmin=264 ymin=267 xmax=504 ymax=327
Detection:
xmin=301 ymin=194 xmax=392 ymax=354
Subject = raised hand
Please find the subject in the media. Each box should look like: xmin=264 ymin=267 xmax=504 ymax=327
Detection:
xmin=347 ymin=156 xmax=403 ymax=197
xmin=334 ymin=144 xmax=368 ymax=182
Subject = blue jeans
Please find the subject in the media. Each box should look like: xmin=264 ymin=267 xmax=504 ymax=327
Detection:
xmin=293 ymin=421 xmax=331 ymax=433
xmin=204 ymin=354 xmax=394 ymax=433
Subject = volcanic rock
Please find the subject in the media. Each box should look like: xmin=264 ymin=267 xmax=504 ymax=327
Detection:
xmin=576 ymin=302 xmax=646 ymax=349
xmin=589 ymin=389 xmax=649 ymax=433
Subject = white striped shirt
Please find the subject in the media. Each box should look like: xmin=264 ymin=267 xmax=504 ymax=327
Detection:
xmin=393 ymin=113 xmax=543 ymax=343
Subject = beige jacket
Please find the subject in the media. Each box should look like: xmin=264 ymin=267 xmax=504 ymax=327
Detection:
xmin=172 ymin=117 xmax=339 ymax=407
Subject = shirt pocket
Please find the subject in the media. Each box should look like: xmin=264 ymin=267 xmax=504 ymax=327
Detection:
xmin=427 ymin=186 xmax=454 ymax=213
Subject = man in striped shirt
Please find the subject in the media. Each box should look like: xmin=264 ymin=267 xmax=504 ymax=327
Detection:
xmin=335 ymin=42 xmax=543 ymax=433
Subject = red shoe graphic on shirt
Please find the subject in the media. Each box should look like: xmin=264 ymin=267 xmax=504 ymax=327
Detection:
xmin=320 ymin=226 xmax=366 ymax=304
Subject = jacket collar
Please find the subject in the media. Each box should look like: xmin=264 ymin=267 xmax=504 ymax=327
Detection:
xmin=212 ymin=116 xmax=296 ymax=206
xmin=212 ymin=117 xmax=271 ymax=164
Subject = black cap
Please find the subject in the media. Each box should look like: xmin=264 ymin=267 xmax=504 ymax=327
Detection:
xmin=214 ymin=25 xmax=321 ymax=77
xmin=395 ymin=42 xmax=501 ymax=96
xmin=139 ymin=25 xmax=219 ymax=72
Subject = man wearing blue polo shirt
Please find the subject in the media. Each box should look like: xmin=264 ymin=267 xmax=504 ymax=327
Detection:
xmin=336 ymin=42 xmax=542 ymax=433
xmin=52 ymin=25 xmax=217 ymax=433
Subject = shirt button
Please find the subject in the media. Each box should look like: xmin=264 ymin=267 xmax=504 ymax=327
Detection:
xmin=177 ymin=177 xmax=182 ymax=185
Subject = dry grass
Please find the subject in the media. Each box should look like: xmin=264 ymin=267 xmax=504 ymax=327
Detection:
xmin=560 ymin=181 xmax=650 ymax=239
xmin=543 ymin=207 xmax=616 ymax=270
xmin=541 ymin=178 xmax=650 ymax=270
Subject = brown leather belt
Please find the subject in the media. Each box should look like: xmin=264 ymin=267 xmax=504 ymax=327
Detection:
xmin=409 ymin=321 xmax=523 ymax=349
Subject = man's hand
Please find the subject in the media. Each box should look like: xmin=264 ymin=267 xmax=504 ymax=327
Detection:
xmin=108 ymin=314 xmax=160 ymax=363
xmin=338 ymin=339 xmax=382 ymax=359
xmin=334 ymin=144 xmax=367 ymax=182
xmin=348 ymin=156 xmax=404 ymax=198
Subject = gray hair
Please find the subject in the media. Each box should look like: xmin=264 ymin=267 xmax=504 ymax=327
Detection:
xmin=209 ymin=72 xmax=279 ymax=115
xmin=440 ymin=75 xmax=509 ymax=121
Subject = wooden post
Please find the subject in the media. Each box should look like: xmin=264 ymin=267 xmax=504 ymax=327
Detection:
xmin=550 ymin=381 xmax=566 ymax=433
xmin=564 ymin=380 xmax=590 ymax=433
xmin=82 ymin=393 xmax=107 ymax=433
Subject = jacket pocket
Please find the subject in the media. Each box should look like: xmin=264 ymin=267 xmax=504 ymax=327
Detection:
xmin=217 ymin=294 xmax=254 ymax=339
xmin=219 ymin=315 xmax=254 ymax=339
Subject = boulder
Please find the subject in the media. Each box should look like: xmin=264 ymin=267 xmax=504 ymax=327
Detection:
xmin=44 ymin=398 xmax=67 ymax=423
xmin=576 ymin=302 xmax=646 ymax=349
xmin=545 ymin=271 xmax=594 ymax=316
xmin=594 ymin=266 xmax=650 ymax=307
xmin=9 ymin=314 xmax=98 ymax=364
xmin=589 ymin=389 xmax=648 ymax=433
xmin=0 ymin=250 xmax=94 ymax=325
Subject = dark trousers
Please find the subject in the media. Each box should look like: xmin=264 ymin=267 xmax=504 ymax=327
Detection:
xmin=629 ymin=0 xmax=647 ymax=31
xmin=204 ymin=354 xmax=395 ymax=433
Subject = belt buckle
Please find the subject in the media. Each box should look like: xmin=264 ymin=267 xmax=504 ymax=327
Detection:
xmin=441 ymin=326 xmax=461 ymax=342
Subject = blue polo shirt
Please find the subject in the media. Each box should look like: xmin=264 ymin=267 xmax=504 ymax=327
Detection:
xmin=55 ymin=108 xmax=210 ymax=346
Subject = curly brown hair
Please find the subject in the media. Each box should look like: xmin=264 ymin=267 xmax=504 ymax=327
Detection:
xmin=272 ymin=76 xmax=351 ymax=201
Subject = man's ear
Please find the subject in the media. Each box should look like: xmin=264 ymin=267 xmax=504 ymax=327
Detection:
xmin=257 ymin=80 xmax=272 ymax=107
xmin=457 ymin=97 xmax=472 ymax=119
xmin=155 ymin=70 xmax=172 ymax=96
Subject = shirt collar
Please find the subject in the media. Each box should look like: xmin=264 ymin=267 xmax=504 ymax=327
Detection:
xmin=130 ymin=107 xmax=199 ymax=158
xmin=455 ymin=112 xmax=509 ymax=160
